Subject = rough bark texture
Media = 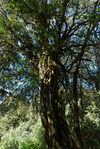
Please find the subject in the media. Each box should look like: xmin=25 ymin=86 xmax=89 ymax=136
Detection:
xmin=73 ymin=71 xmax=83 ymax=149
xmin=39 ymin=56 xmax=75 ymax=149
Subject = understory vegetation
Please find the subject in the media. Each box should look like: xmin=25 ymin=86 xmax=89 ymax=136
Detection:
xmin=0 ymin=90 xmax=100 ymax=149
xmin=0 ymin=98 xmax=45 ymax=149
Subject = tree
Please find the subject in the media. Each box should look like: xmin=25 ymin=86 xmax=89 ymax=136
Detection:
xmin=0 ymin=0 xmax=100 ymax=149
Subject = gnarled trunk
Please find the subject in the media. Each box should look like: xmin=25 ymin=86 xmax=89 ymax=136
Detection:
xmin=39 ymin=55 xmax=75 ymax=149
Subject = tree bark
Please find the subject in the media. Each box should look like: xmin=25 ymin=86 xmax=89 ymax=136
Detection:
xmin=95 ymin=42 xmax=100 ymax=91
xmin=73 ymin=71 xmax=83 ymax=149
xmin=39 ymin=56 xmax=75 ymax=149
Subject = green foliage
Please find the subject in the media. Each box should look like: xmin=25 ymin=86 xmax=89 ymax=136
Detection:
xmin=0 ymin=119 xmax=45 ymax=149
xmin=81 ymin=90 xmax=100 ymax=149
xmin=0 ymin=98 xmax=45 ymax=149
xmin=65 ymin=90 xmax=100 ymax=149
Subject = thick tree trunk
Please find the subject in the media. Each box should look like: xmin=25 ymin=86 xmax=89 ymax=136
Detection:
xmin=39 ymin=57 xmax=75 ymax=149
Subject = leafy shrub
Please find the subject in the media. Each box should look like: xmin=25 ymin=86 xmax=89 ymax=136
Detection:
xmin=0 ymin=98 xmax=45 ymax=149
xmin=0 ymin=117 xmax=45 ymax=149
